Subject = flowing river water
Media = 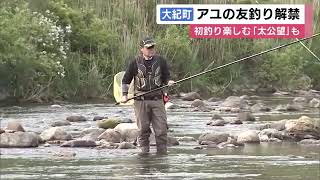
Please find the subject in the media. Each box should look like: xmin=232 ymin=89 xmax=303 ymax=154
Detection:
xmin=0 ymin=95 xmax=319 ymax=179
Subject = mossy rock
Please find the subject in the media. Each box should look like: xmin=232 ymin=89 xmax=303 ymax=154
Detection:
xmin=97 ymin=118 xmax=121 ymax=129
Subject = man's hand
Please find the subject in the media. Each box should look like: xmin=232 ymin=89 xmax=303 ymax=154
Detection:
xmin=167 ymin=80 xmax=175 ymax=86
xmin=121 ymin=95 xmax=128 ymax=103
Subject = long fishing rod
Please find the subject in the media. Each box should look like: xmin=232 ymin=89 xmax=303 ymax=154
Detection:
xmin=116 ymin=32 xmax=320 ymax=105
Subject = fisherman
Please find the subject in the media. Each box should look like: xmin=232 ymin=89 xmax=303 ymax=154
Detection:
xmin=121 ymin=37 xmax=175 ymax=156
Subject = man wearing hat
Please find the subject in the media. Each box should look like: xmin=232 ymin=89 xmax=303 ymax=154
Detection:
xmin=121 ymin=37 xmax=175 ymax=156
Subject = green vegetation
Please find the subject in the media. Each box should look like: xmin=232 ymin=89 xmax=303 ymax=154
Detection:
xmin=0 ymin=0 xmax=319 ymax=103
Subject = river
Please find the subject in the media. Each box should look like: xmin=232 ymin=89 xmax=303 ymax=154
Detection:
xmin=0 ymin=95 xmax=319 ymax=179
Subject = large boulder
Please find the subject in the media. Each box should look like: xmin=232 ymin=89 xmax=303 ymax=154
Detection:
xmin=66 ymin=115 xmax=87 ymax=122
xmin=198 ymin=133 xmax=229 ymax=144
xmin=40 ymin=127 xmax=72 ymax=141
xmin=6 ymin=121 xmax=25 ymax=132
xmin=98 ymin=129 xmax=121 ymax=143
xmin=220 ymin=96 xmax=249 ymax=109
xmin=60 ymin=139 xmax=96 ymax=147
xmin=114 ymin=123 xmax=139 ymax=142
xmin=284 ymin=116 xmax=320 ymax=139
xmin=237 ymin=130 xmax=260 ymax=143
xmin=181 ymin=92 xmax=201 ymax=101
xmin=0 ymin=132 xmax=39 ymax=147
xmin=97 ymin=118 xmax=121 ymax=129
xmin=309 ymin=98 xmax=320 ymax=108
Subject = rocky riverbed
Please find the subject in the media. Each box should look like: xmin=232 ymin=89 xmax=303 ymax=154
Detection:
xmin=0 ymin=90 xmax=319 ymax=179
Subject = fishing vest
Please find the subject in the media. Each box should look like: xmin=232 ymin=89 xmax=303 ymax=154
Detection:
xmin=134 ymin=55 xmax=162 ymax=93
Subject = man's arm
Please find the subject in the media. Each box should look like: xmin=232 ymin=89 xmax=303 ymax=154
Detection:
xmin=122 ymin=59 xmax=136 ymax=97
xmin=161 ymin=56 xmax=171 ymax=85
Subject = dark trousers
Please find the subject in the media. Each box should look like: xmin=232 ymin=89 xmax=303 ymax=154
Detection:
xmin=134 ymin=99 xmax=168 ymax=151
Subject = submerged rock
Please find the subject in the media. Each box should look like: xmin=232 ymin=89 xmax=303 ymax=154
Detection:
xmin=178 ymin=136 xmax=196 ymax=142
xmin=293 ymin=97 xmax=307 ymax=103
xmin=207 ymin=97 xmax=221 ymax=102
xmin=60 ymin=139 xmax=96 ymax=147
xmin=251 ymin=102 xmax=271 ymax=112
xmin=212 ymin=113 xmax=223 ymax=120
xmin=218 ymin=137 xmax=244 ymax=148
xmin=66 ymin=115 xmax=87 ymax=122
xmin=286 ymin=104 xmax=303 ymax=111
xmin=51 ymin=120 xmax=71 ymax=127
xmin=237 ymin=112 xmax=255 ymax=122
xmin=93 ymin=116 xmax=106 ymax=121
xmin=256 ymin=87 xmax=276 ymax=94
xmin=229 ymin=118 xmax=243 ymax=125
xmin=275 ymin=104 xmax=303 ymax=112
xmin=168 ymin=136 xmax=179 ymax=146
xmin=198 ymin=133 xmax=229 ymax=144
xmin=298 ymin=139 xmax=320 ymax=146
xmin=118 ymin=142 xmax=136 ymax=149
xmin=148 ymin=135 xmax=179 ymax=146
xmin=191 ymin=99 xmax=206 ymax=108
